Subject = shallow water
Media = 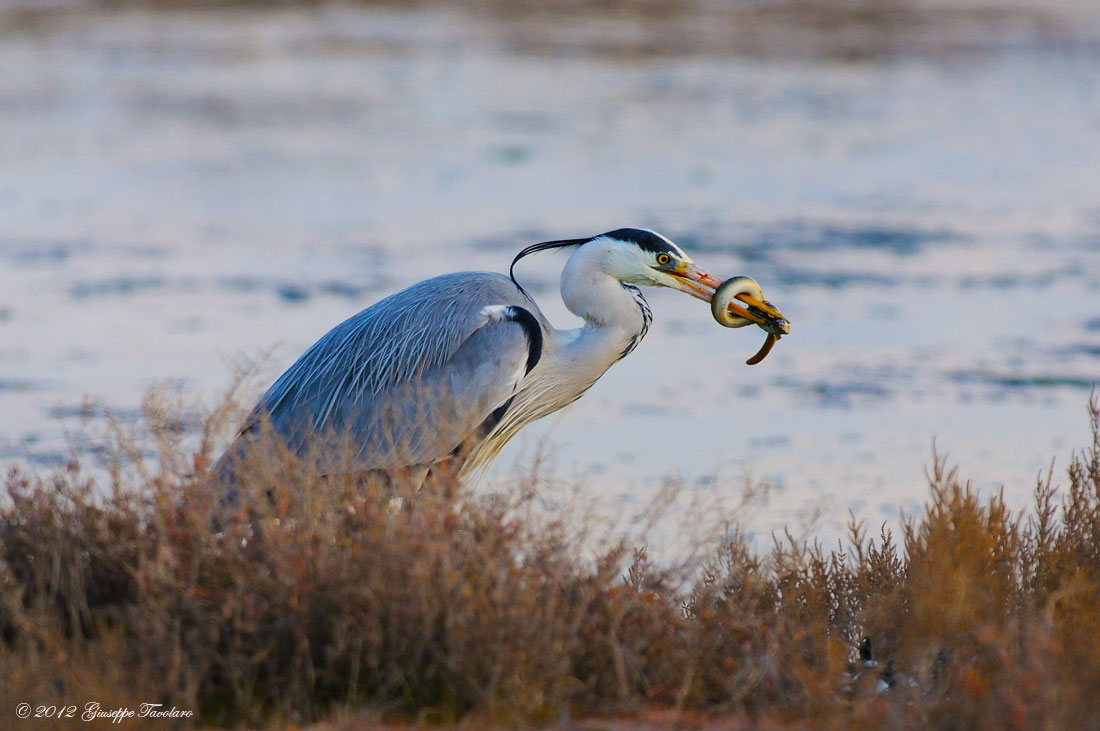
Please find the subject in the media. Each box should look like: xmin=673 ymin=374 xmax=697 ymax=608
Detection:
xmin=1 ymin=2 xmax=1098 ymax=544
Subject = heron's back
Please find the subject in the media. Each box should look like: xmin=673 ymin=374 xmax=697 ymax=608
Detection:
xmin=222 ymin=271 xmax=546 ymax=477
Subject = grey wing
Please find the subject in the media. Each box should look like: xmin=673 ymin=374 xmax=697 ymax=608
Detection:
xmin=339 ymin=319 xmax=530 ymax=470
xmin=249 ymin=272 xmax=540 ymax=473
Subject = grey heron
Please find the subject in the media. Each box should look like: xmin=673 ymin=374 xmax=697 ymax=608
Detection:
xmin=216 ymin=228 xmax=787 ymax=490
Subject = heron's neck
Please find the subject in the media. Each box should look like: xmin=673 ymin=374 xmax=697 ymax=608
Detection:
xmin=560 ymin=244 xmax=649 ymax=331
xmin=464 ymin=252 xmax=651 ymax=473
xmin=557 ymin=247 xmax=651 ymax=371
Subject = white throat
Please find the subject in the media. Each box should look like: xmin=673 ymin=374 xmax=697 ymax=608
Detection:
xmin=560 ymin=240 xmax=650 ymax=332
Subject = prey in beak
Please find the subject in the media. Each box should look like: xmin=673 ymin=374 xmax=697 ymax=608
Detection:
xmin=710 ymin=275 xmax=790 ymax=365
xmin=664 ymin=263 xmax=790 ymax=366
xmin=666 ymin=265 xmax=790 ymax=335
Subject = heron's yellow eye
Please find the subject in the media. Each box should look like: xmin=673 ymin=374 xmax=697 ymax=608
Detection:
xmin=656 ymin=253 xmax=671 ymax=266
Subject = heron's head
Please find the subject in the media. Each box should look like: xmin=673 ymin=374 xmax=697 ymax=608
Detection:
xmin=510 ymin=227 xmax=785 ymax=328
xmin=585 ymin=228 xmax=783 ymax=327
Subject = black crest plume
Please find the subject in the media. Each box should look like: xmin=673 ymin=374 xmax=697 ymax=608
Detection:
xmin=509 ymin=236 xmax=591 ymax=298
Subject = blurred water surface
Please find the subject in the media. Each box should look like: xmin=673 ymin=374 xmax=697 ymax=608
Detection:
xmin=1 ymin=1 xmax=1098 ymax=542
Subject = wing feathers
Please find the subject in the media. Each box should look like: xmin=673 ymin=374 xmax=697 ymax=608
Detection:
xmin=250 ymin=271 xmax=545 ymax=473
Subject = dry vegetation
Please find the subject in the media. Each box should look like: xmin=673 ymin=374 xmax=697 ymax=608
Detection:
xmin=2 ymin=386 xmax=1100 ymax=729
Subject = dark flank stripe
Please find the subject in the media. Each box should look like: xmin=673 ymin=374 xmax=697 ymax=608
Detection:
xmin=486 ymin=396 xmax=514 ymax=434
xmin=503 ymin=306 xmax=544 ymax=374
xmin=457 ymin=395 xmax=516 ymax=457
xmin=452 ymin=306 xmax=541 ymax=460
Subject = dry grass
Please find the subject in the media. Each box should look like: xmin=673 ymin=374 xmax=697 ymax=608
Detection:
xmin=2 ymin=386 xmax=1100 ymax=728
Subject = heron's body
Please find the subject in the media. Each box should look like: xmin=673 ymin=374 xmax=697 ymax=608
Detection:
xmin=216 ymin=228 xmax=785 ymax=489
